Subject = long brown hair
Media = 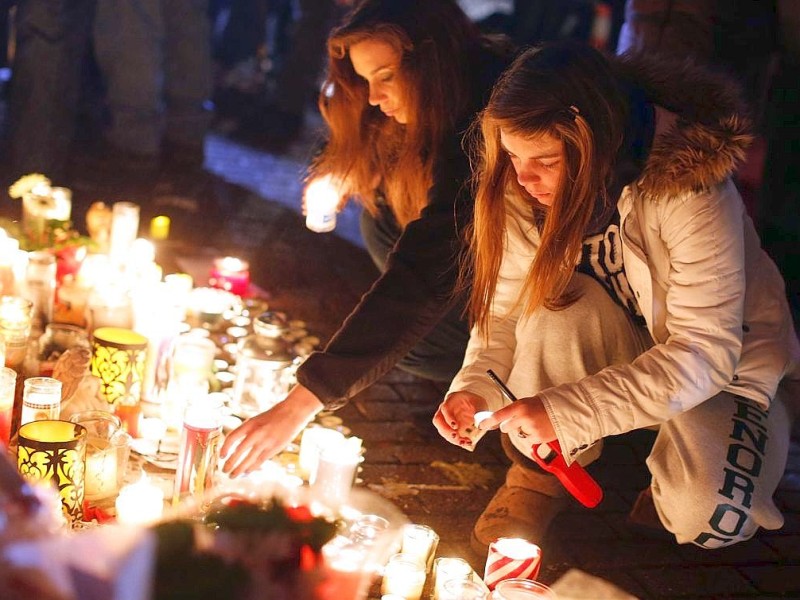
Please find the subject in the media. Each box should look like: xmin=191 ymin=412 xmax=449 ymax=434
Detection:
xmin=465 ymin=42 xmax=629 ymax=333
xmin=311 ymin=0 xmax=484 ymax=227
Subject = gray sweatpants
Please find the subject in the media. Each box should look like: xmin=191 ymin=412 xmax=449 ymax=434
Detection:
xmin=506 ymin=273 xmax=792 ymax=548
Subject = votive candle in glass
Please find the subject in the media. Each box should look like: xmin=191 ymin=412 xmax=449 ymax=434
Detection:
xmin=149 ymin=215 xmax=171 ymax=241
xmin=21 ymin=377 xmax=62 ymax=426
xmin=441 ymin=580 xmax=488 ymax=600
xmin=433 ymin=557 xmax=473 ymax=600
xmin=17 ymin=420 xmax=87 ymax=522
xmin=298 ymin=425 xmax=345 ymax=481
xmin=401 ymin=523 xmax=440 ymax=572
xmin=172 ymin=393 xmax=225 ymax=506
xmin=109 ymin=201 xmax=140 ymax=267
xmin=305 ymin=175 xmax=339 ymax=233
xmin=491 ymin=579 xmax=556 ymax=599
xmin=90 ymin=327 xmax=148 ymax=437
xmin=312 ymin=435 xmax=362 ymax=506
xmin=381 ymin=553 xmax=426 ymax=600
xmin=208 ymin=256 xmax=250 ymax=297
xmin=0 ymin=366 xmax=17 ymax=446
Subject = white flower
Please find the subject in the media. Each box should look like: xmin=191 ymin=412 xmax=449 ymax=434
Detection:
xmin=9 ymin=173 xmax=51 ymax=199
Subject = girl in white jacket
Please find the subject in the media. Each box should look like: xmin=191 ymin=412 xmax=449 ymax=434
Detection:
xmin=434 ymin=41 xmax=800 ymax=554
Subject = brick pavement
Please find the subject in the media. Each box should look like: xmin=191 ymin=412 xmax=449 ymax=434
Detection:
xmin=2 ymin=115 xmax=797 ymax=598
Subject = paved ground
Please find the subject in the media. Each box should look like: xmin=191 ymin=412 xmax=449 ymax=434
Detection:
xmin=1 ymin=109 xmax=798 ymax=598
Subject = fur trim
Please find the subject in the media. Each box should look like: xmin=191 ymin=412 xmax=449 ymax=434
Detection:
xmin=615 ymin=53 xmax=753 ymax=199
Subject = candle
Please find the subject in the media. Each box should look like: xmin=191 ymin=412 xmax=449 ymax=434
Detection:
xmin=21 ymin=377 xmax=62 ymax=426
xmin=312 ymin=435 xmax=363 ymax=506
xmin=116 ymin=476 xmax=164 ymax=525
xmin=172 ymin=393 xmax=224 ymax=506
xmin=208 ymin=256 xmax=250 ymax=297
xmin=483 ymin=538 xmax=542 ymax=591
xmin=439 ymin=580 xmax=488 ymax=600
xmin=433 ymin=557 xmax=473 ymax=600
xmin=491 ymin=579 xmax=556 ymax=599
xmin=150 ymin=215 xmax=171 ymax=240
xmin=305 ymin=175 xmax=340 ymax=233
xmin=401 ymin=524 xmax=440 ymax=571
xmin=84 ymin=436 xmax=118 ymax=499
xmin=109 ymin=201 xmax=140 ymax=267
xmin=0 ymin=296 xmax=34 ymax=369
xmin=298 ymin=426 xmax=345 ymax=480
xmin=381 ymin=554 xmax=426 ymax=600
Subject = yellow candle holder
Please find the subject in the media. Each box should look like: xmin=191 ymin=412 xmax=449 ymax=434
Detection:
xmin=17 ymin=420 xmax=87 ymax=522
xmin=90 ymin=327 xmax=148 ymax=437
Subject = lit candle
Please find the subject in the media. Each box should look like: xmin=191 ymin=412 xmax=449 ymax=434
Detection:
xmin=483 ymin=538 xmax=542 ymax=591
xmin=298 ymin=426 xmax=345 ymax=481
xmin=0 ymin=367 xmax=16 ymax=446
xmin=20 ymin=377 xmax=62 ymax=426
xmin=109 ymin=202 xmax=140 ymax=267
xmin=432 ymin=557 xmax=473 ymax=600
xmin=381 ymin=554 xmax=426 ymax=600
xmin=312 ymin=435 xmax=363 ymax=505
xmin=150 ymin=215 xmax=171 ymax=241
xmin=208 ymin=256 xmax=250 ymax=297
xmin=401 ymin=524 xmax=440 ymax=571
xmin=305 ymin=175 xmax=340 ymax=233
xmin=84 ymin=436 xmax=118 ymax=500
xmin=172 ymin=393 xmax=224 ymax=505
xmin=115 ymin=475 xmax=164 ymax=525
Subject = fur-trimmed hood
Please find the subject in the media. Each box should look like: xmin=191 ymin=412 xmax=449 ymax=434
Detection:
xmin=615 ymin=53 xmax=753 ymax=199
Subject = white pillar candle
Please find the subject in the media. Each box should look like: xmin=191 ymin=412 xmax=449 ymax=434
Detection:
xmin=311 ymin=435 xmax=363 ymax=505
xmin=115 ymin=476 xmax=164 ymax=525
xmin=109 ymin=202 xmax=140 ymax=267
xmin=305 ymin=175 xmax=340 ymax=233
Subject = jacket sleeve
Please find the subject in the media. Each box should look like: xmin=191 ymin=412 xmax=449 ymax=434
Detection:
xmin=296 ymin=133 xmax=474 ymax=409
xmin=540 ymin=181 xmax=748 ymax=463
xmin=447 ymin=196 xmax=539 ymax=410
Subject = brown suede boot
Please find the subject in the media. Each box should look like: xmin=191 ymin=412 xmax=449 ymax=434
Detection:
xmin=470 ymin=463 xmax=568 ymax=557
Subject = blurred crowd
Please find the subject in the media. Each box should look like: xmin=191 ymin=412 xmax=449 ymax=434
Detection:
xmin=0 ymin=0 xmax=794 ymax=315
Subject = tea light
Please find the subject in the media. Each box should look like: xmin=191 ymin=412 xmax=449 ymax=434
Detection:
xmin=115 ymin=475 xmax=164 ymax=525
xmin=208 ymin=256 xmax=250 ymax=297
xmin=150 ymin=215 xmax=171 ymax=240
xmin=401 ymin=523 xmax=440 ymax=571
xmin=381 ymin=554 xmax=426 ymax=600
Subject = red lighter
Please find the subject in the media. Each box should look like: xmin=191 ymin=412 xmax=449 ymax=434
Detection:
xmin=486 ymin=369 xmax=603 ymax=508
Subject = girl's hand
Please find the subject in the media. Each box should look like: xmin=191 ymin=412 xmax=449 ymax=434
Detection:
xmin=432 ymin=391 xmax=488 ymax=449
xmin=221 ymin=384 xmax=324 ymax=477
xmin=477 ymin=395 xmax=556 ymax=453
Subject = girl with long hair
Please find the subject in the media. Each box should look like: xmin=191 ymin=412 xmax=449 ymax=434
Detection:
xmin=222 ymin=0 xmax=513 ymax=475
xmin=434 ymin=41 xmax=800 ymax=554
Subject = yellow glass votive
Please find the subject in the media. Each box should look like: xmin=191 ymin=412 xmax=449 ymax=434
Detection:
xmin=150 ymin=215 xmax=171 ymax=241
xmin=17 ymin=420 xmax=87 ymax=522
xmin=90 ymin=327 xmax=148 ymax=437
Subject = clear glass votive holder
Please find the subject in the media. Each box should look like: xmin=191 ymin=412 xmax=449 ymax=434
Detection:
xmin=433 ymin=557 xmax=473 ymax=599
xmin=491 ymin=578 xmax=557 ymax=599
xmin=401 ymin=523 xmax=440 ymax=572
xmin=441 ymin=579 xmax=488 ymax=600
xmin=380 ymin=553 xmax=427 ymax=600
xmin=69 ymin=410 xmax=131 ymax=502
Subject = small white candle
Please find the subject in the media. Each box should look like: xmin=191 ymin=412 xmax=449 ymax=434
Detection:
xmin=85 ymin=436 xmax=119 ymax=500
xmin=312 ymin=435 xmax=363 ymax=505
xmin=401 ymin=524 xmax=440 ymax=571
xmin=381 ymin=554 xmax=426 ymax=600
xmin=305 ymin=175 xmax=340 ymax=233
xmin=433 ymin=557 xmax=473 ymax=600
xmin=298 ymin=426 xmax=345 ymax=480
xmin=116 ymin=476 xmax=164 ymax=525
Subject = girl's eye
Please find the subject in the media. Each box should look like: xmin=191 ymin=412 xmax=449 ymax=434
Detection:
xmin=380 ymin=73 xmax=394 ymax=83
xmin=540 ymin=161 xmax=559 ymax=170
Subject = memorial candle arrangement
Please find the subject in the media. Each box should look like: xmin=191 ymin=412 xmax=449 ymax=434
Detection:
xmin=172 ymin=393 xmax=225 ymax=506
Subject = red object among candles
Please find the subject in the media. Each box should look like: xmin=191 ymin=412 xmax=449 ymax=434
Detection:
xmin=208 ymin=256 xmax=250 ymax=297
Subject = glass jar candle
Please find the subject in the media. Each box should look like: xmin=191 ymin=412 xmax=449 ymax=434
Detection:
xmin=490 ymin=579 xmax=556 ymax=599
xmin=208 ymin=256 xmax=250 ymax=297
xmin=21 ymin=377 xmax=62 ymax=426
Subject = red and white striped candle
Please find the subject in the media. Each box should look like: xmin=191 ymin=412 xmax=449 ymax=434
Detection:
xmin=483 ymin=537 xmax=542 ymax=591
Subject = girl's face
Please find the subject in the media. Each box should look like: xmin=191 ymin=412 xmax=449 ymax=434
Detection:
xmin=499 ymin=129 xmax=564 ymax=206
xmin=349 ymin=39 xmax=408 ymax=124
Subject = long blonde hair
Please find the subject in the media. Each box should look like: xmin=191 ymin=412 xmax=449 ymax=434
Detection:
xmin=311 ymin=0 xmax=484 ymax=227
xmin=465 ymin=43 xmax=629 ymax=333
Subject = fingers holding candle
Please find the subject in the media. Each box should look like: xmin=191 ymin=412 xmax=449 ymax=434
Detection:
xmin=433 ymin=391 xmax=488 ymax=449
